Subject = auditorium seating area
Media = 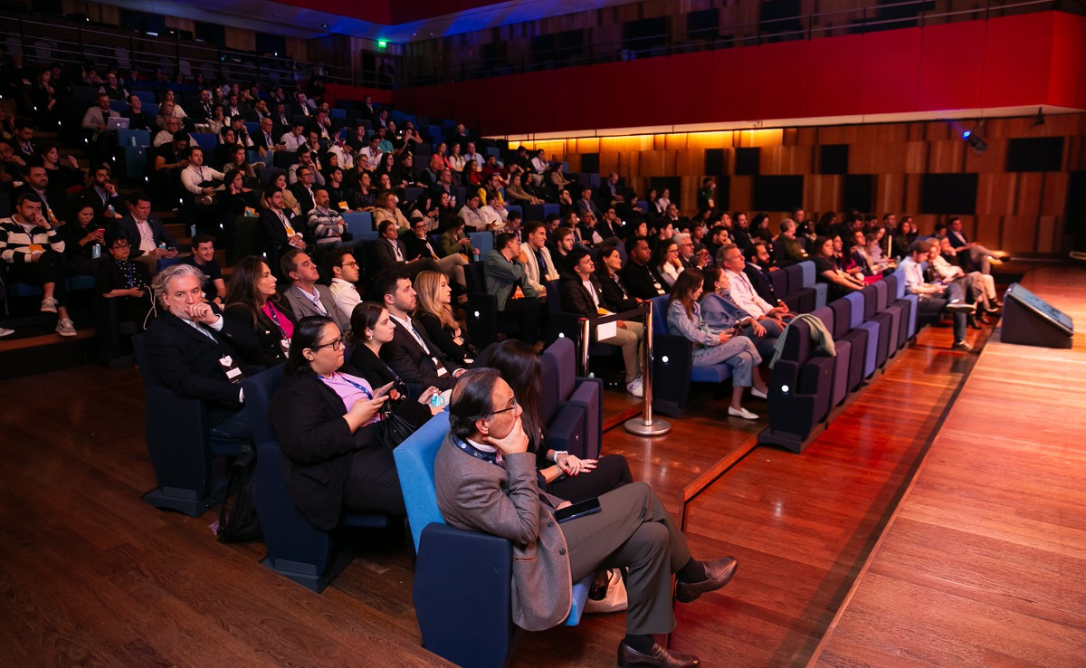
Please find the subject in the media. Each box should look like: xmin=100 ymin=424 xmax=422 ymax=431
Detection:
xmin=2 ymin=7 xmax=1053 ymax=667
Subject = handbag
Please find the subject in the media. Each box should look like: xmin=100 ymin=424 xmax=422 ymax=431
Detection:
xmin=375 ymin=411 xmax=417 ymax=451
xmin=585 ymin=567 xmax=628 ymax=614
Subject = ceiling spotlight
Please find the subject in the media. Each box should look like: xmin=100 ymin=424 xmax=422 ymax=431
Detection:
xmin=962 ymin=128 xmax=988 ymax=154
xmin=1033 ymin=107 xmax=1046 ymax=127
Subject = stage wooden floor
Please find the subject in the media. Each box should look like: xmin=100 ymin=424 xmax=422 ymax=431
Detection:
xmin=810 ymin=265 xmax=1086 ymax=668
xmin=1 ymin=268 xmax=1074 ymax=667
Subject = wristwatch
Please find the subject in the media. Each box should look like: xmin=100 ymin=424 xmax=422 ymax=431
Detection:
xmin=551 ymin=450 xmax=568 ymax=463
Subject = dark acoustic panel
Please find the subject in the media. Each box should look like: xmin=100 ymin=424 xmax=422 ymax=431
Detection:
xmin=1006 ymin=137 xmax=1064 ymax=172
xmin=714 ymin=176 xmax=730 ymax=211
xmin=753 ymin=175 xmax=803 ymax=211
xmin=649 ymin=177 xmax=682 ymax=206
xmin=842 ymin=174 xmax=874 ymax=212
xmin=921 ymin=173 xmax=978 ymax=214
xmin=705 ymin=148 xmax=725 ymax=176
xmin=735 ymin=147 xmax=760 ymax=176
xmin=580 ymin=153 xmax=599 ymax=174
xmin=820 ymin=144 xmax=849 ymax=175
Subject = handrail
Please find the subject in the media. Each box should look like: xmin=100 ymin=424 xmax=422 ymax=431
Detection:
xmin=0 ymin=12 xmax=390 ymax=90
xmin=401 ymin=0 xmax=1069 ymax=86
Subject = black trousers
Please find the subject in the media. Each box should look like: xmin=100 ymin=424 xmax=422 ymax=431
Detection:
xmin=341 ymin=445 xmax=405 ymax=515
xmin=8 ymin=250 xmax=68 ymax=305
xmin=545 ymin=454 xmax=633 ymax=504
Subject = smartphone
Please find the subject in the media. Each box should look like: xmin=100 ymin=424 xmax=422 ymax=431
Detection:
xmin=373 ymin=381 xmax=396 ymax=398
xmin=554 ymin=497 xmax=601 ymax=524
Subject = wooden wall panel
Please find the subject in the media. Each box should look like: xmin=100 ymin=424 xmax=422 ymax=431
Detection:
xmin=1041 ymin=172 xmax=1068 ymax=214
xmin=929 ymin=140 xmax=966 ymax=172
xmin=1035 ymin=215 xmax=1060 ymax=253
xmin=1001 ymin=215 xmax=1039 ymax=253
xmin=224 ymin=28 xmax=256 ymax=54
xmin=974 ymin=215 xmax=1003 ymax=250
xmin=729 ymin=176 xmax=753 ymax=212
xmin=1015 ymin=173 xmax=1044 ymax=215
xmin=903 ymin=142 xmax=927 ymax=173
xmin=874 ymin=174 xmax=908 ymax=215
xmin=805 ymin=175 xmax=842 ymax=214
xmin=965 ymin=139 xmax=1007 ymax=173
xmin=976 ymin=173 xmax=1018 ymax=215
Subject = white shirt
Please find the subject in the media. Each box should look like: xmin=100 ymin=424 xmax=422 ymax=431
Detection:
xmin=582 ymin=279 xmax=600 ymax=309
xmin=899 ymin=257 xmax=930 ymax=294
xmin=133 ymin=218 xmax=156 ymax=253
xmin=181 ymin=164 xmax=225 ymax=195
xmin=360 ymin=146 xmax=383 ymax=164
xmin=389 ymin=314 xmax=430 ymax=354
xmin=329 ymin=277 xmax=361 ymax=322
xmin=280 ymin=133 xmax=306 ymax=152
xmin=724 ymin=268 xmax=773 ymax=318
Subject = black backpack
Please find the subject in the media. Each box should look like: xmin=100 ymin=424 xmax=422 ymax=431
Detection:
xmin=217 ymin=445 xmax=263 ymax=543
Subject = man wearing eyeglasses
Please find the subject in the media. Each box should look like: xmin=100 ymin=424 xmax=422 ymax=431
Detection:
xmin=436 ymin=369 xmax=739 ymax=668
xmin=326 ymin=247 xmax=362 ymax=323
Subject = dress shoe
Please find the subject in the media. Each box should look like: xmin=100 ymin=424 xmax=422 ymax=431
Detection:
xmin=617 ymin=641 xmax=700 ymax=668
xmin=750 ymin=387 xmax=768 ymax=399
xmin=952 ymin=340 xmax=973 ymax=352
xmin=946 ymin=301 xmax=976 ymax=313
xmin=967 ymin=314 xmax=981 ymax=330
xmin=727 ymin=406 xmax=758 ymax=420
xmin=675 ymin=556 xmax=738 ymax=603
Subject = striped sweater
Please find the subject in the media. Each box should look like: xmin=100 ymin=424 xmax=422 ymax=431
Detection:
xmin=0 ymin=216 xmax=65 ymax=264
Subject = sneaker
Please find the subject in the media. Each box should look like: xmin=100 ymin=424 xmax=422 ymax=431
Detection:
xmin=40 ymin=297 xmax=58 ymax=314
xmin=56 ymin=319 xmax=77 ymax=337
xmin=952 ymin=340 xmax=973 ymax=351
xmin=727 ymin=406 xmax=759 ymax=420
xmin=0 ymin=327 xmax=13 ymax=337
xmin=946 ymin=301 xmax=976 ymax=313
xmin=751 ymin=387 xmax=768 ymax=399
xmin=626 ymin=376 xmax=644 ymax=398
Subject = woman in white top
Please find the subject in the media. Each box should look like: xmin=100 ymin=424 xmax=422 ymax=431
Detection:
xmin=653 ymin=239 xmax=682 ymax=289
xmin=654 ymin=188 xmax=671 ymax=216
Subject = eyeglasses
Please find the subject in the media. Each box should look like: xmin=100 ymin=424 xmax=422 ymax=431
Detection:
xmin=112 ymin=242 xmax=130 ymax=249
xmin=490 ymin=397 xmax=518 ymax=416
xmin=341 ymin=261 xmax=359 ymax=269
xmin=311 ymin=335 xmax=345 ymax=352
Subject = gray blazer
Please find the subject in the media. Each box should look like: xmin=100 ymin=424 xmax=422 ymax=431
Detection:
xmin=283 ymin=284 xmax=351 ymax=334
xmin=484 ymin=249 xmax=538 ymax=311
xmin=434 ymin=435 xmax=572 ymax=631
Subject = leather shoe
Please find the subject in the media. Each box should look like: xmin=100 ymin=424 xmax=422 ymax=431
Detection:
xmin=675 ymin=556 xmax=738 ymax=603
xmin=617 ymin=641 xmax=700 ymax=668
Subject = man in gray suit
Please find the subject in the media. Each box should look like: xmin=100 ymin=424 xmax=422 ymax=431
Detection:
xmin=279 ymin=248 xmax=351 ymax=335
xmin=483 ymin=232 xmax=545 ymax=347
xmin=435 ymin=369 xmax=738 ymax=668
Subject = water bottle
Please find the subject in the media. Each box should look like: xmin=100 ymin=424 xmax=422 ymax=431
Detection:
xmin=106 ymin=204 xmax=114 ymax=217
xmin=129 ymin=136 xmax=137 ymax=147
xmin=91 ymin=243 xmax=101 ymax=259
xmin=430 ymin=393 xmax=445 ymax=409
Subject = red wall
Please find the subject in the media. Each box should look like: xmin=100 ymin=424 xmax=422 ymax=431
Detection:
xmin=394 ymin=12 xmax=1086 ymax=135
xmin=391 ymin=0 xmax=506 ymax=24
xmin=274 ymin=0 xmax=390 ymax=23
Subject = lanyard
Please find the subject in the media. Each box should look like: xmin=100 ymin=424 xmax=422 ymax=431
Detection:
xmin=117 ymin=259 xmax=135 ymax=288
xmin=453 ymin=437 xmax=499 ymax=466
xmin=265 ymin=303 xmax=288 ymax=337
xmin=319 ymin=372 xmax=373 ymax=399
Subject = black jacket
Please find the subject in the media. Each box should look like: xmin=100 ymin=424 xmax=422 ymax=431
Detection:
xmin=223 ymin=299 xmax=296 ymax=368
xmin=620 ymin=260 xmax=667 ymax=300
xmin=597 ymin=270 xmax=639 ymax=312
xmin=416 ymin=311 xmax=474 ymax=366
xmin=379 ymin=314 xmax=461 ymax=396
xmin=142 ymin=308 xmax=263 ymax=426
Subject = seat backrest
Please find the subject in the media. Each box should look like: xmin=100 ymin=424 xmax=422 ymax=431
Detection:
xmin=810 ymin=305 xmax=834 ymax=333
xmin=465 ymin=262 xmax=486 ymax=293
xmin=542 ymin=337 xmax=577 ymax=402
xmin=342 ymin=211 xmax=373 ymax=237
xmin=844 ymin=292 xmax=866 ymax=328
xmin=861 ymin=285 xmax=878 ymax=319
xmin=650 ymin=295 xmax=670 ymax=335
xmin=539 ymin=348 xmax=560 ymax=424
xmin=770 ymin=269 xmax=789 ymax=299
xmin=469 ymin=231 xmax=494 ymax=257
xmin=781 ymin=318 xmax=812 ymax=364
xmin=392 ymin=412 xmax=452 ymax=552
xmin=887 ymin=271 xmax=905 ymax=299
xmin=242 ymin=365 xmax=285 ymax=447
xmin=874 ymin=279 xmax=890 ymax=311
xmin=545 ymin=279 xmax=563 ymax=314
xmin=799 ymin=260 xmax=816 ymax=288
xmin=829 ymin=299 xmax=852 ymax=338
xmin=784 ymin=264 xmax=804 ymax=294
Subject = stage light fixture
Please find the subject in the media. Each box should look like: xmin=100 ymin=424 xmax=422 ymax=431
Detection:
xmin=962 ymin=128 xmax=988 ymax=154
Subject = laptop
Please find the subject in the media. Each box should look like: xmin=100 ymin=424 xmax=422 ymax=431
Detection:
xmin=107 ymin=117 xmax=130 ymax=131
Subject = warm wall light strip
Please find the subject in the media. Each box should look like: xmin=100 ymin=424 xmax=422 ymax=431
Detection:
xmin=511 ymin=128 xmax=784 ymax=153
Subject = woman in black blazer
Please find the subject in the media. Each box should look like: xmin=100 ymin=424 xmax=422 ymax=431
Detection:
xmin=269 ymin=316 xmax=438 ymax=530
xmin=413 ymin=270 xmax=476 ymax=365
xmin=595 ymin=245 xmax=640 ymax=313
xmin=347 ymin=302 xmax=413 ymax=391
xmin=223 ymin=256 xmax=296 ymax=367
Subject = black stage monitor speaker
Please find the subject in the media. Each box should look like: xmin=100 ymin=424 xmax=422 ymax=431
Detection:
xmin=1000 ymin=283 xmax=1074 ymax=349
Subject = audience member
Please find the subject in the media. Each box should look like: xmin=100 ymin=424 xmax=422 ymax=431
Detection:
xmin=435 ymin=368 xmax=737 ymax=667
xmin=900 ymin=239 xmax=975 ymax=350
xmin=811 ymin=235 xmax=865 ymax=300
xmin=280 ymin=248 xmax=351 ymax=334
xmin=114 ymin=191 xmax=178 ymax=275
xmin=143 ymin=263 xmax=261 ymax=439
xmin=667 ymin=269 xmax=768 ymax=420
xmin=259 ymin=186 xmax=305 ymax=255
xmin=374 ymin=269 xmax=465 ymax=395
xmin=223 ymin=256 xmax=295 ymax=367
xmin=414 ymin=270 xmax=476 ymax=366
xmin=719 ymin=243 xmax=792 ymax=327
xmin=561 ymin=248 xmax=644 ymax=397
xmin=326 ymin=248 xmax=363 ymax=323
xmin=700 ymin=266 xmax=780 ymax=359
xmin=182 ymin=233 xmax=226 ymax=306
xmin=484 ymin=232 xmax=546 ymax=348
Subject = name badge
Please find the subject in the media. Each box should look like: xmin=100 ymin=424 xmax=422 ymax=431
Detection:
xmin=218 ymin=355 xmax=246 ymax=384
xmin=338 ymin=201 xmax=349 ymax=210
xmin=244 ymin=207 xmax=257 ymax=218
xmin=28 ymin=244 xmax=44 ymax=253
xmin=285 ymin=226 xmax=296 ymax=236
xmin=434 ymin=358 xmax=448 ymax=377
xmin=279 ymin=339 xmax=291 ymax=358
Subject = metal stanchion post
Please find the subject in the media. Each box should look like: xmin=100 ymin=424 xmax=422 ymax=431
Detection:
xmin=580 ymin=318 xmax=591 ymax=377
xmin=625 ymin=303 xmax=670 ymax=436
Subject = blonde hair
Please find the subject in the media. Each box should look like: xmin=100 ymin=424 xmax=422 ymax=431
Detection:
xmin=414 ymin=271 xmax=458 ymax=330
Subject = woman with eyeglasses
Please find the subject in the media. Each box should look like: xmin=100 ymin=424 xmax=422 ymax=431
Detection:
xmin=476 ymin=339 xmax=632 ymax=502
xmin=95 ymin=233 xmax=153 ymax=326
xmin=223 ymin=256 xmax=296 ymax=367
xmin=269 ymin=316 xmax=435 ymax=526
